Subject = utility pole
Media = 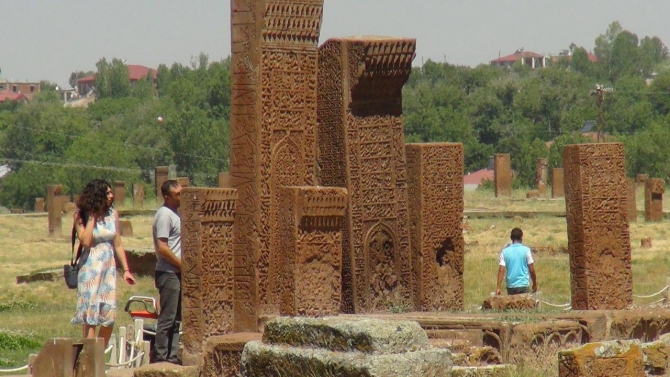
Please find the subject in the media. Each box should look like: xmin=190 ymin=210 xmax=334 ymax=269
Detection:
xmin=591 ymin=84 xmax=614 ymax=142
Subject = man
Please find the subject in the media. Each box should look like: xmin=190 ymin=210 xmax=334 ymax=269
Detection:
xmin=496 ymin=228 xmax=537 ymax=295
xmin=152 ymin=180 xmax=182 ymax=363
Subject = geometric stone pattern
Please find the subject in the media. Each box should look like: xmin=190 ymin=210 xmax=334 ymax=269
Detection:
xmin=627 ymin=178 xmax=637 ymax=222
xmin=155 ymin=166 xmax=169 ymax=197
xmin=563 ymin=143 xmax=632 ymax=310
xmin=241 ymin=317 xmax=452 ymax=377
xmin=558 ymin=340 xmax=645 ymax=377
xmin=552 ymin=168 xmax=565 ymax=199
xmin=180 ymin=188 xmax=237 ymax=366
xmin=406 ymin=143 xmax=465 ymax=311
xmin=645 ymin=178 xmax=664 ymax=222
xmin=278 ymin=186 xmax=348 ymax=317
xmin=202 ymin=333 xmax=262 ymax=377
xmin=230 ymin=0 xmax=323 ymax=330
xmin=317 ymin=36 xmax=416 ymax=313
xmin=494 ymin=154 xmax=511 ymax=197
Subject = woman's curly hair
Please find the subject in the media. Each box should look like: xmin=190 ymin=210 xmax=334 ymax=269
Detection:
xmin=76 ymin=179 xmax=111 ymax=217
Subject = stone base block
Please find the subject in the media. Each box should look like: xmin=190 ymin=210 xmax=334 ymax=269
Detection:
xmin=203 ymin=333 xmax=262 ymax=377
xmin=451 ymin=365 xmax=516 ymax=377
xmin=526 ymin=190 xmax=540 ymax=199
xmin=558 ymin=340 xmax=645 ymax=377
xmin=16 ymin=270 xmax=60 ymax=284
xmin=263 ymin=317 xmax=429 ymax=354
xmin=241 ymin=341 xmax=452 ymax=377
xmin=132 ymin=362 xmax=200 ymax=377
xmin=482 ymin=294 xmax=536 ymax=311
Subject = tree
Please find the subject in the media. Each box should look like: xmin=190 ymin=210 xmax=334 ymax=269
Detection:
xmin=571 ymin=47 xmax=594 ymax=77
xmin=609 ymin=30 xmax=640 ymax=82
xmin=94 ymin=58 xmax=131 ymax=99
xmin=69 ymin=71 xmax=94 ymax=89
xmin=594 ymin=21 xmax=623 ymax=62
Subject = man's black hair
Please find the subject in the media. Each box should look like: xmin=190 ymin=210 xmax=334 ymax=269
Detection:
xmin=161 ymin=179 xmax=180 ymax=197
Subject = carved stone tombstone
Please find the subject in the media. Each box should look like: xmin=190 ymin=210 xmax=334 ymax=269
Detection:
xmin=176 ymin=177 xmax=190 ymax=188
xmin=494 ymin=154 xmax=511 ymax=197
xmin=627 ymin=178 xmax=637 ymax=222
xmin=278 ymin=186 xmax=348 ymax=317
xmin=112 ymin=181 xmax=125 ymax=206
xmin=551 ymin=168 xmax=565 ymax=199
xmin=181 ymin=187 xmax=237 ymax=365
xmin=317 ymin=36 xmax=415 ymax=313
xmin=536 ymin=158 xmax=548 ymax=195
xmin=406 ymin=143 xmax=465 ymax=311
xmin=133 ymin=184 xmax=144 ymax=207
xmin=218 ymin=172 xmax=231 ymax=188
xmin=35 ymin=197 xmax=45 ymax=213
xmin=230 ymin=0 xmax=323 ymax=330
xmin=47 ymin=185 xmax=63 ymax=237
xmin=155 ymin=166 xmax=169 ymax=197
xmin=645 ymin=178 xmax=664 ymax=222
xmin=563 ymin=143 xmax=632 ymax=310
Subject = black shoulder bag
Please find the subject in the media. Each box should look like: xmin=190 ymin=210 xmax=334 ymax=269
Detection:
xmin=64 ymin=212 xmax=87 ymax=289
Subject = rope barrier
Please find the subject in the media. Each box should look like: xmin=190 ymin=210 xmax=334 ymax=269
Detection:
xmin=104 ymin=344 xmax=114 ymax=354
xmin=0 ymin=365 xmax=29 ymax=373
xmin=541 ymin=301 xmax=571 ymax=308
xmin=105 ymin=352 xmax=145 ymax=368
xmin=633 ymin=285 xmax=669 ymax=299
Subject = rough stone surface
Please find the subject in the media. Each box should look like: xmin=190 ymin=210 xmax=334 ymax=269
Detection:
xmin=113 ymin=181 xmax=126 ymax=206
xmin=278 ymin=187 xmax=348 ymax=317
xmin=263 ymin=317 xmax=430 ymax=354
xmin=558 ymin=340 xmax=645 ymax=377
xmin=47 ymin=185 xmax=63 ymax=237
xmin=132 ymin=363 xmax=200 ymax=377
xmin=180 ymin=188 xmax=237 ymax=365
xmin=240 ymin=341 xmax=452 ymax=377
xmin=494 ymin=154 xmax=511 ymax=197
xmin=552 ymin=168 xmax=565 ymax=198
xmin=34 ymin=197 xmax=45 ymax=213
xmin=175 ymin=177 xmax=190 ymax=188
xmin=536 ymin=158 xmax=548 ymax=195
xmin=119 ymin=219 xmax=133 ymax=237
xmin=627 ymin=178 xmax=637 ymax=222
xmin=641 ymin=340 xmax=668 ymax=375
xmin=32 ymin=338 xmax=75 ymax=377
xmin=218 ymin=172 xmax=230 ymax=188
xmin=481 ymin=294 xmax=536 ymax=311
xmin=563 ymin=143 xmax=632 ymax=310
xmin=645 ymin=178 xmax=664 ymax=222
xmin=75 ymin=338 xmax=105 ymax=377
xmin=608 ymin=308 xmax=670 ymax=342
xmin=154 ymin=166 xmax=169 ymax=197
xmin=230 ymin=0 xmax=323 ymax=330
xmin=636 ymin=173 xmax=648 ymax=187
xmin=317 ymin=36 xmax=415 ymax=313
xmin=202 ymin=333 xmax=262 ymax=377
xmin=406 ymin=143 xmax=465 ymax=311
xmin=133 ymin=184 xmax=145 ymax=207
xmin=451 ymin=365 xmax=516 ymax=377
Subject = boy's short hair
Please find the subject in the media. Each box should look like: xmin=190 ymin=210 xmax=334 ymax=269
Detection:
xmin=510 ymin=228 xmax=523 ymax=241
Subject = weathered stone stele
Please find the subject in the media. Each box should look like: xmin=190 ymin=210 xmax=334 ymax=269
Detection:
xmin=154 ymin=166 xmax=169 ymax=197
xmin=278 ymin=186 xmax=348 ymax=317
xmin=181 ymin=187 xmax=237 ymax=365
xmin=230 ymin=0 xmax=323 ymax=330
xmin=636 ymin=173 xmax=648 ymax=187
xmin=494 ymin=154 xmax=511 ymax=197
xmin=645 ymin=178 xmax=664 ymax=222
xmin=558 ymin=340 xmax=645 ymax=377
xmin=218 ymin=172 xmax=231 ymax=188
xmin=241 ymin=317 xmax=452 ymax=377
xmin=627 ymin=178 xmax=637 ymax=222
xmin=35 ymin=197 xmax=45 ymax=213
xmin=552 ymin=167 xmax=564 ymax=198
xmin=536 ymin=157 xmax=548 ymax=195
xmin=563 ymin=143 xmax=632 ymax=310
xmin=118 ymin=219 xmax=133 ymax=237
xmin=47 ymin=184 xmax=63 ymax=237
xmin=317 ymin=36 xmax=416 ymax=313
xmin=176 ymin=176 xmax=190 ymax=188
xmin=133 ymin=183 xmax=145 ymax=207
xmin=406 ymin=143 xmax=465 ymax=311
xmin=203 ymin=333 xmax=262 ymax=377
xmin=112 ymin=181 xmax=125 ymax=206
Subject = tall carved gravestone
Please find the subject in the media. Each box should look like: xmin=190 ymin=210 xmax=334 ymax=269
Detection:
xmin=181 ymin=188 xmax=237 ymax=366
xmin=317 ymin=36 xmax=415 ymax=312
xmin=645 ymin=178 xmax=664 ymax=222
xmin=230 ymin=0 xmax=323 ymax=330
xmin=278 ymin=186 xmax=348 ymax=317
xmin=47 ymin=185 xmax=63 ymax=237
xmin=155 ymin=166 xmax=169 ymax=197
xmin=132 ymin=184 xmax=144 ymax=207
xmin=627 ymin=178 xmax=637 ymax=222
xmin=113 ymin=181 xmax=125 ymax=206
xmin=563 ymin=143 xmax=632 ymax=310
xmin=34 ymin=197 xmax=45 ymax=213
xmin=494 ymin=154 xmax=511 ymax=197
xmin=536 ymin=158 xmax=548 ymax=195
xmin=551 ymin=168 xmax=564 ymax=198
xmin=406 ymin=143 xmax=465 ymax=311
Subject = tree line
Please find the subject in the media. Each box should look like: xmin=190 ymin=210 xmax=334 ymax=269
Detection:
xmin=0 ymin=22 xmax=669 ymax=209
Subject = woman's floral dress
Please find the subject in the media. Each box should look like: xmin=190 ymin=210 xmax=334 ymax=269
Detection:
xmin=71 ymin=208 xmax=118 ymax=327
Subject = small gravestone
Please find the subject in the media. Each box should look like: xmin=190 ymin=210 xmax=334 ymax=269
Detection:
xmin=119 ymin=219 xmax=133 ymax=237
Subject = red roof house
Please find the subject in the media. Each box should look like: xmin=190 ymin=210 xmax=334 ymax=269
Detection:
xmin=0 ymin=91 xmax=27 ymax=103
xmin=77 ymin=65 xmax=157 ymax=95
xmin=491 ymin=48 xmax=547 ymax=68
xmin=463 ymin=168 xmax=494 ymax=189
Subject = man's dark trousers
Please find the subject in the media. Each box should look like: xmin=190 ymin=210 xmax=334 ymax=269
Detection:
xmin=155 ymin=271 xmax=181 ymax=363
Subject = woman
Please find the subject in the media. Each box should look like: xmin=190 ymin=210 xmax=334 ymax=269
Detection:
xmin=72 ymin=179 xmax=136 ymax=345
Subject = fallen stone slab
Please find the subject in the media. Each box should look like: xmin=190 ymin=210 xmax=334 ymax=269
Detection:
xmin=558 ymin=340 xmax=645 ymax=377
xmin=481 ymin=294 xmax=536 ymax=311
xmin=16 ymin=269 xmax=60 ymax=284
xmin=451 ymin=365 xmax=516 ymax=377
xmin=641 ymin=340 xmax=669 ymax=375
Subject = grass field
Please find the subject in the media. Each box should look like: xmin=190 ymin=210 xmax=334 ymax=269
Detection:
xmin=0 ymin=188 xmax=669 ymax=374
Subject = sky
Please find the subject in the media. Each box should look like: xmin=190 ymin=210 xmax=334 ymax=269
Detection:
xmin=1 ymin=0 xmax=669 ymax=88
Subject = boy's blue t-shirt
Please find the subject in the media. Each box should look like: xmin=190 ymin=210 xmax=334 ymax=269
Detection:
xmin=499 ymin=243 xmax=534 ymax=288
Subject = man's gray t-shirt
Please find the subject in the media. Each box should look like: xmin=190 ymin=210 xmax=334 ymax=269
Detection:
xmin=153 ymin=206 xmax=181 ymax=273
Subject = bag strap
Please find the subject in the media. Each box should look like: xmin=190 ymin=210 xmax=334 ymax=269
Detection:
xmin=71 ymin=212 xmax=87 ymax=266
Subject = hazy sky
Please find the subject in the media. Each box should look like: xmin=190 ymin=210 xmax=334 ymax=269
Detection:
xmin=1 ymin=1 xmax=669 ymax=88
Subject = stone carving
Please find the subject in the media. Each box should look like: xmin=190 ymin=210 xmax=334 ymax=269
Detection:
xmin=558 ymin=340 xmax=645 ymax=377
xmin=278 ymin=186 xmax=348 ymax=317
xmin=627 ymin=178 xmax=637 ymax=222
xmin=34 ymin=197 xmax=45 ymax=213
xmin=645 ymin=178 xmax=664 ymax=222
xmin=180 ymin=188 xmax=237 ymax=365
xmin=563 ymin=143 xmax=632 ymax=310
xmin=203 ymin=333 xmax=262 ymax=377
xmin=133 ymin=184 xmax=144 ymax=207
xmin=113 ymin=181 xmax=125 ymax=206
xmin=218 ymin=172 xmax=231 ymax=188
xmin=406 ymin=143 xmax=465 ymax=311
xmin=552 ymin=168 xmax=564 ymax=199
xmin=47 ymin=185 xmax=63 ymax=237
xmin=230 ymin=0 xmax=323 ymax=330
xmin=155 ymin=166 xmax=169 ymax=197
xmin=536 ymin=158 xmax=548 ymax=195
xmin=317 ymin=36 xmax=416 ymax=312
xmin=494 ymin=154 xmax=511 ymax=197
